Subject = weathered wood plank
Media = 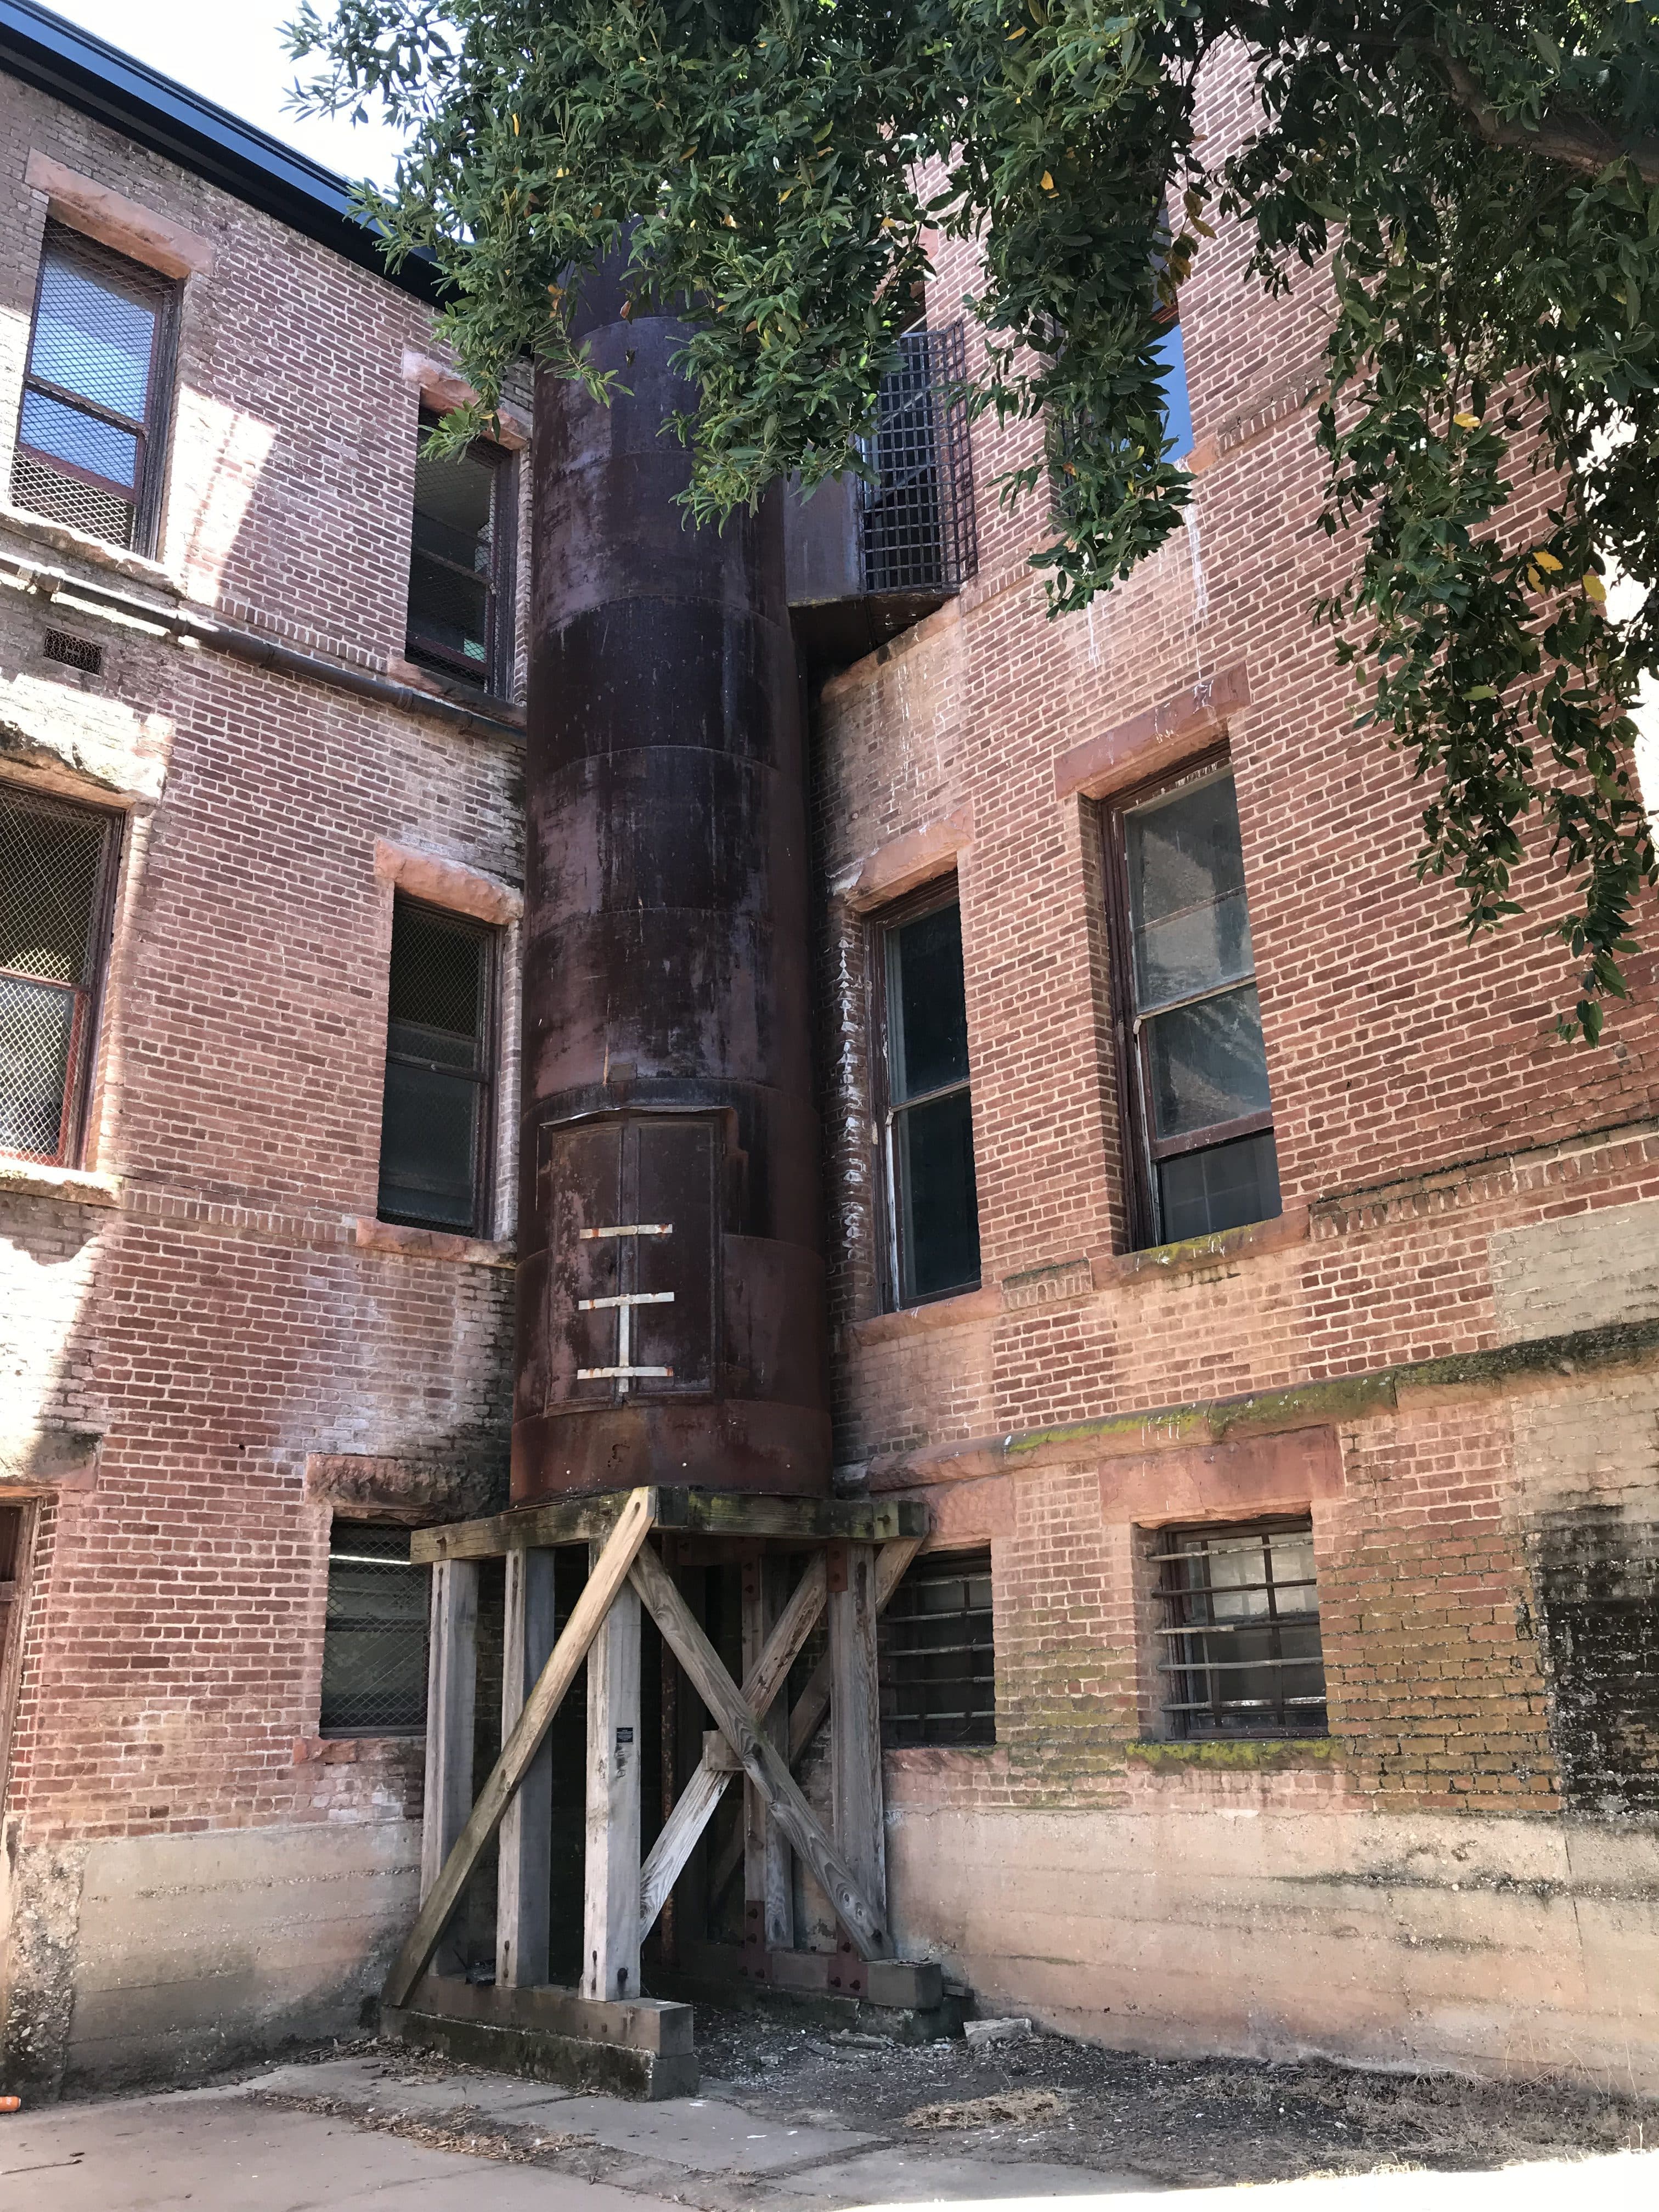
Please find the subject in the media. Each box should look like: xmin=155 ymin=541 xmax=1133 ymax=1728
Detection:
xmin=582 ymin=1561 xmax=641 ymax=2002
xmin=421 ymin=1559 xmax=478 ymax=1976
xmin=411 ymin=1488 xmax=928 ymax=1565
xmin=743 ymin=1553 xmax=794 ymax=1950
xmin=830 ymin=1542 xmax=885 ymax=1916
xmin=629 ymin=1543 xmax=890 ymax=1960
xmin=496 ymin=1547 xmax=557 ymax=1989
xmin=384 ymin=1487 xmax=655 ymax=2010
xmin=638 ymin=1554 xmax=827 ymax=1939
xmin=788 ymin=1536 xmax=921 ymax=1762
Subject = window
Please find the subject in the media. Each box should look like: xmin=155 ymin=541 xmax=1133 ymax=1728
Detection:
xmin=10 ymin=224 xmax=176 ymax=552
xmin=0 ymin=786 xmax=120 ymax=1166
xmin=874 ymin=889 xmax=980 ymax=1305
xmin=320 ymin=1521 xmax=430 ymax=1737
xmin=377 ymin=895 xmax=496 ymax=1235
xmin=879 ymin=1546 xmax=995 ymax=1747
xmin=1152 ymin=1518 xmax=1327 ymax=1739
xmin=859 ymin=322 xmax=978 ymax=596
xmin=405 ymin=411 xmax=514 ymax=692
xmin=1153 ymin=313 xmax=1193 ymax=461
xmin=1103 ymin=760 xmax=1279 ymax=1248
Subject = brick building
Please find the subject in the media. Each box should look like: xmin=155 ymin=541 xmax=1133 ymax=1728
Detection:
xmin=2 ymin=8 xmax=1657 ymax=2101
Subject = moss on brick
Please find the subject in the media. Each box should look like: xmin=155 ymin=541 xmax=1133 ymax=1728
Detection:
xmin=1125 ymin=1739 xmax=1342 ymax=1772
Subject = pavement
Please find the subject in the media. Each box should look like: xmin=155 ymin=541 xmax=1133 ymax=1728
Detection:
xmin=1 ymin=2052 xmax=1655 ymax=2210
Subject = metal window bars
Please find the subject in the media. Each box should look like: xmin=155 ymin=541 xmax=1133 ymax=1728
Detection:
xmin=878 ymin=1545 xmax=996 ymax=1747
xmin=10 ymin=225 xmax=175 ymax=552
xmin=1153 ymin=1519 xmax=1328 ymax=1739
xmin=860 ymin=324 xmax=978 ymax=596
xmin=0 ymin=786 xmax=119 ymax=1166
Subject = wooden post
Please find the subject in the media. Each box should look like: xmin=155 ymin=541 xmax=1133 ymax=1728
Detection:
xmin=742 ymin=1550 xmax=794 ymax=1956
xmin=496 ymin=1546 xmax=557 ymax=1989
xmin=583 ymin=1550 xmax=642 ymax=2002
xmin=829 ymin=1541 xmax=885 ymax=1922
xmin=422 ymin=1558 xmax=479 ymax=1977
xmin=385 ymin=1488 xmax=654 ymax=2011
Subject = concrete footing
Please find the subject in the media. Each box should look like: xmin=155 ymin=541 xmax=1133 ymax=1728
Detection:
xmin=381 ymin=1977 xmax=699 ymax=2100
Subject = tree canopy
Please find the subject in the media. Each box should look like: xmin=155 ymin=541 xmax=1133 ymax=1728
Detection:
xmin=289 ymin=3 xmax=1659 ymax=1039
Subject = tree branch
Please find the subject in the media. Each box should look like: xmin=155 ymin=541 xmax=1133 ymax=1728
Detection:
xmin=1431 ymin=49 xmax=1659 ymax=185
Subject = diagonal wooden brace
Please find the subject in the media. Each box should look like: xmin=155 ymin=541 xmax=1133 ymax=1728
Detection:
xmin=639 ymin=1553 xmax=826 ymax=1940
xmin=383 ymin=1487 xmax=656 ymax=2010
xmin=708 ymin=1536 xmax=923 ymax=1913
xmin=629 ymin=1542 xmax=892 ymax=1960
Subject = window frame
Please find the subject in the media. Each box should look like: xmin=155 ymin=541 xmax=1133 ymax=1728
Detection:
xmin=867 ymin=873 xmax=981 ymax=1311
xmin=376 ymin=892 xmax=500 ymax=1239
xmin=404 ymin=408 xmax=518 ymax=698
xmin=1099 ymin=748 xmax=1274 ymax=1252
xmin=1150 ymin=1514 xmax=1328 ymax=1742
xmin=0 ymin=783 xmax=123 ymax=1169
xmin=319 ymin=1515 xmax=431 ymax=1742
xmin=13 ymin=222 xmax=180 ymax=556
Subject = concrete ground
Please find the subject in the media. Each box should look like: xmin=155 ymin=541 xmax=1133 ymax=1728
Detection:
xmin=1 ymin=2050 xmax=1656 ymax=2211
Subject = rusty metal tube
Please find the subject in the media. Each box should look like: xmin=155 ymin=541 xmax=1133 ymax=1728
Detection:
xmin=513 ymin=264 xmax=829 ymax=1498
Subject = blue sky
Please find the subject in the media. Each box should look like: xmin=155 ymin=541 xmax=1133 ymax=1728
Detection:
xmin=43 ymin=0 xmax=408 ymax=183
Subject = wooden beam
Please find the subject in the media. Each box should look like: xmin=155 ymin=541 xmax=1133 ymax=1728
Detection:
xmin=384 ymin=1487 xmax=655 ymax=2010
xmin=830 ymin=1541 xmax=885 ymax=1917
xmin=629 ymin=1543 xmax=890 ymax=1960
xmin=412 ymin=1488 xmax=929 ymax=1566
xmin=639 ymin=1554 xmax=826 ymax=1940
xmin=496 ymin=1547 xmax=557 ymax=1989
xmin=743 ymin=1552 xmax=794 ymax=1953
xmin=421 ymin=1558 xmax=478 ymax=1977
xmin=583 ymin=1559 xmax=641 ymax=2002
xmin=789 ymin=1536 xmax=921 ymax=1762
xmin=707 ymin=1536 xmax=922 ymax=1912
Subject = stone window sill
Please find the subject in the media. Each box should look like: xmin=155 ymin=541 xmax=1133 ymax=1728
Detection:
xmin=1092 ymin=1207 xmax=1308 ymax=1290
xmin=352 ymin=1215 xmax=515 ymax=1268
xmin=0 ymin=1157 xmax=121 ymax=1207
xmin=0 ymin=498 xmax=181 ymax=598
xmin=294 ymin=1735 xmax=425 ymax=1765
xmin=847 ymin=1284 xmax=1001 ymax=1352
xmin=1125 ymin=1737 xmax=1338 ymax=1773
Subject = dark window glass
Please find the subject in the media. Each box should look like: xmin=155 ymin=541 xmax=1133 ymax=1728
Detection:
xmin=0 ymin=787 xmax=118 ymax=1165
xmin=10 ymin=227 xmax=174 ymax=551
xmin=1110 ymin=766 xmax=1279 ymax=1248
xmin=1153 ymin=1519 xmax=1327 ymax=1739
xmin=377 ymin=897 xmax=493 ymax=1234
xmin=879 ymin=1547 xmax=996 ymax=1747
xmin=405 ymin=415 xmax=510 ymax=691
xmin=320 ymin=1522 xmax=429 ymax=1736
xmin=882 ymin=896 xmax=979 ymax=1304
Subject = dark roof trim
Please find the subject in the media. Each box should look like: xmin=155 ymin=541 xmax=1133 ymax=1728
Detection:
xmin=0 ymin=0 xmax=442 ymax=302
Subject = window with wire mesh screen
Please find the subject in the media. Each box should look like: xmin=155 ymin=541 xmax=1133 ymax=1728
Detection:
xmin=878 ymin=1546 xmax=996 ymax=1747
xmin=405 ymin=411 xmax=515 ymax=692
xmin=320 ymin=1521 xmax=430 ymax=1737
xmin=1152 ymin=1517 xmax=1328 ymax=1739
xmin=377 ymin=895 xmax=496 ymax=1235
xmin=10 ymin=225 xmax=177 ymax=554
xmin=1 ymin=786 xmax=120 ymax=1166
xmin=860 ymin=323 xmax=978 ymax=596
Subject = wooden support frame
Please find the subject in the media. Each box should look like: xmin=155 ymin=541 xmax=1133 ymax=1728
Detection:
xmin=628 ymin=1542 xmax=891 ymax=1960
xmin=422 ymin=1559 xmax=478 ymax=1977
xmin=385 ymin=1487 xmax=656 ymax=2010
xmin=830 ymin=1541 xmax=886 ymax=1916
xmin=497 ymin=1547 xmax=557 ymax=1988
xmin=413 ymin=1488 xmax=928 ymax=1566
xmin=583 ymin=1564 xmax=642 ymax=2001
xmin=743 ymin=1550 xmax=794 ymax=1957
xmin=640 ymin=1553 xmax=826 ymax=1939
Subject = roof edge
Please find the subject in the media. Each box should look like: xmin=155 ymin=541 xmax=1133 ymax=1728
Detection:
xmin=0 ymin=0 xmax=442 ymax=302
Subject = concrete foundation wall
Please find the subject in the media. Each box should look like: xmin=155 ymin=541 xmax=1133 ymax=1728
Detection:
xmin=887 ymin=1799 xmax=1659 ymax=2092
xmin=2 ymin=1819 xmax=420 ymax=2097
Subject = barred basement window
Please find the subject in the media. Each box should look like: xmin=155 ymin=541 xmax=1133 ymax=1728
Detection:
xmin=320 ymin=1521 xmax=430 ymax=1737
xmin=377 ymin=895 xmax=496 ymax=1235
xmin=873 ymin=884 xmax=980 ymax=1307
xmin=0 ymin=785 xmax=120 ymax=1166
xmin=1153 ymin=1518 xmax=1328 ymax=1739
xmin=11 ymin=224 xmax=177 ymax=553
xmin=879 ymin=1546 xmax=996 ymax=1747
xmin=405 ymin=411 xmax=515 ymax=692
